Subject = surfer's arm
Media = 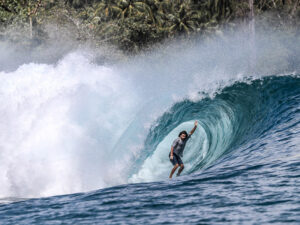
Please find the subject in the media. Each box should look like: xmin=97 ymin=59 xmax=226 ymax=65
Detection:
xmin=189 ymin=121 xmax=198 ymax=136
xmin=170 ymin=138 xmax=179 ymax=159
xmin=170 ymin=146 xmax=174 ymax=157
xmin=170 ymin=146 xmax=174 ymax=159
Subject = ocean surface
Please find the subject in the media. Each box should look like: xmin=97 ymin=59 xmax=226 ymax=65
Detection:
xmin=0 ymin=49 xmax=299 ymax=224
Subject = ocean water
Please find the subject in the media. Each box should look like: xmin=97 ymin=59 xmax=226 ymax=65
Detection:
xmin=0 ymin=45 xmax=299 ymax=224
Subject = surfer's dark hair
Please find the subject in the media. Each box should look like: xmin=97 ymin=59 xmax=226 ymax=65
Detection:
xmin=178 ymin=131 xmax=188 ymax=137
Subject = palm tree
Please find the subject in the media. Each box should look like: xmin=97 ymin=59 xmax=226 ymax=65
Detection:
xmin=165 ymin=2 xmax=201 ymax=35
xmin=94 ymin=0 xmax=120 ymax=20
xmin=113 ymin=0 xmax=151 ymax=20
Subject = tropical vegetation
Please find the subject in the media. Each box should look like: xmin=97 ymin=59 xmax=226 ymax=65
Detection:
xmin=0 ymin=0 xmax=299 ymax=53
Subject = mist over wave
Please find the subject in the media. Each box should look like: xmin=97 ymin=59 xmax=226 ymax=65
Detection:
xmin=0 ymin=29 xmax=299 ymax=198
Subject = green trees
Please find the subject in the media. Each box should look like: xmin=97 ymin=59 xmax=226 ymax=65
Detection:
xmin=94 ymin=0 xmax=120 ymax=20
xmin=166 ymin=3 xmax=200 ymax=35
xmin=86 ymin=0 xmax=232 ymax=51
xmin=0 ymin=0 xmax=299 ymax=52
xmin=0 ymin=0 xmax=44 ymax=39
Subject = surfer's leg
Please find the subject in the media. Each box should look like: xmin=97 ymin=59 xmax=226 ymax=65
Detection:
xmin=177 ymin=164 xmax=184 ymax=176
xmin=169 ymin=164 xmax=179 ymax=179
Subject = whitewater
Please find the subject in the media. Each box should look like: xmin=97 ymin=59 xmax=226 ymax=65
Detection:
xmin=0 ymin=32 xmax=299 ymax=224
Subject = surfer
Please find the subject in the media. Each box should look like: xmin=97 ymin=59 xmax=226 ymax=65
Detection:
xmin=169 ymin=121 xmax=198 ymax=179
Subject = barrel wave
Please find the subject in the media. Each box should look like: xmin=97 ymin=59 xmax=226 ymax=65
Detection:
xmin=0 ymin=49 xmax=299 ymax=223
xmin=130 ymin=75 xmax=300 ymax=183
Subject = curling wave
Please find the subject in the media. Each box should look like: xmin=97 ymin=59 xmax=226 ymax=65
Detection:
xmin=0 ymin=50 xmax=299 ymax=198
xmin=129 ymin=75 xmax=300 ymax=182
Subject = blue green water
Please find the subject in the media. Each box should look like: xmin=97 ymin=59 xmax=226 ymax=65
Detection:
xmin=0 ymin=75 xmax=299 ymax=224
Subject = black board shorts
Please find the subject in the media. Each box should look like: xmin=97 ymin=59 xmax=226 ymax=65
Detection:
xmin=169 ymin=153 xmax=183 ymax=166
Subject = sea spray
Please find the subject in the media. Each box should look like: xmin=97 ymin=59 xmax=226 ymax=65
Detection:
xmin=0 ymin=53 xmax=139 ymax=197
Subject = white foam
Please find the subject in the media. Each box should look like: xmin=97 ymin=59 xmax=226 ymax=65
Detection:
xmin=0 ymin=52 xmax=139 ymax=197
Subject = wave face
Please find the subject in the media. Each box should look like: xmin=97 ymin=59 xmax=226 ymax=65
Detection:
xmin=0 ymin=72 xmax=299 ymax=224
xmin=129 ymin=75 xmax=300 ymax=182
xmin=0 ymin=31 xmax=300 ymax=222
xmin=0 ymin=50 xmax=299 ymax=198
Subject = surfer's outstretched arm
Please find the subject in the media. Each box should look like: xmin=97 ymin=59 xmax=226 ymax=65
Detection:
xmin=189 ymin=121 xmax=198 ymax=136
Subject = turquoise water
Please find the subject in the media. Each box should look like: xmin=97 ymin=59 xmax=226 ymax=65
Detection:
xmin=0 ymin=74 xmax=299 ymax=224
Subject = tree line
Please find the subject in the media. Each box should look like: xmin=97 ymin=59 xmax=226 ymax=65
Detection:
xmin=0 ymin=0 xmax=299 ymax=52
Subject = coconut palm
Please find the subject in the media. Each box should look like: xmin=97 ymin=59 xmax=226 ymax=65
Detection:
xmin=113 ymin=0 xmax=151 ymax=20
xmin=93 ymin=0 xmax=120 ymax=20
xmin=165 ymin=2 xmax=201 ymax=35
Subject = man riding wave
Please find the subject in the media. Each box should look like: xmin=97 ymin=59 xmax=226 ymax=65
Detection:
xmin=169 ymin=121 xmax=198 ymax=179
